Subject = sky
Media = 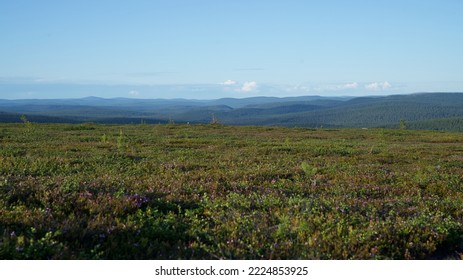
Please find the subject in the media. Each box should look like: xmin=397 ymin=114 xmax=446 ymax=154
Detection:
xmin=1 ymin=0 xmax=462 ymax=99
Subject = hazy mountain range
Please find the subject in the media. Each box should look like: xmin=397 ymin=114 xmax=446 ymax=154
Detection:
xmin=1 ymin=92 xmax=463 ymax=131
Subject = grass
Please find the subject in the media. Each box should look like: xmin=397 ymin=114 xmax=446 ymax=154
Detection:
xmin=0 ymin=123 xmax=462 ymax=259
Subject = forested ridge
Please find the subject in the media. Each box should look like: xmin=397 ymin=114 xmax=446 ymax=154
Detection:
xmin=1 ymin=92 xmax=463 ymax=131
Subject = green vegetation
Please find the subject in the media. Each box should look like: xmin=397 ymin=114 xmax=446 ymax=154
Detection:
xmin=1 ymin=123 xmax=463 ymax=259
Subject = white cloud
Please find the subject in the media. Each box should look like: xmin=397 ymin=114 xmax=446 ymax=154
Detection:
xmin=129 ymin=90 xmax=140 ymax=96
xmin=342 ymin=82 xmax=358 ymax=89
xmin=365 ymin=81 xmax=392 ymax=91
xmin=240 ymin=81 xmax=258 ymax=92
xmin=382 ymin=81 xmax=392 ymax=89
xmin=221 ymin=79 xmax=237 ymax=85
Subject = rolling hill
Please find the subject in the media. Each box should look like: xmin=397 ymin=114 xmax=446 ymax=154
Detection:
xmin=1 ymin=92 xmax=463 ymax=131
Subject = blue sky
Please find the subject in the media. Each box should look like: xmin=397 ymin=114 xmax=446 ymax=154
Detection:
xmin=1 ymin=0 xmax=462 ymax=99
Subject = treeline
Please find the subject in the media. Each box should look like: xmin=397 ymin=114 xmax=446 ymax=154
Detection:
xmin=0 ymin=112 xmax=79 ymax=124
xmin=0 ymin=112 xmax=167 ymax=125
xmin=405 ymin=117 xmax=463 ymax=132
xmin=212 ymin=102 xmax=463 ymax=130
xmin=283 ymin=102 xmax=463 ymax=128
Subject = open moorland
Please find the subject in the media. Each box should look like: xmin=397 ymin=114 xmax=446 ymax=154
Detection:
xmin=1 ymin=123 xmax=463 ymax=259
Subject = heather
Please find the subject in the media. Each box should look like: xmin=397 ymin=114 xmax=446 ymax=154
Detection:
xmin=1 ymin=123 xmax=462 ymax=259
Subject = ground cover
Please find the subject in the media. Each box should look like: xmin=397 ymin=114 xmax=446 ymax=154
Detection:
xmin=0 ymin=123 xmax=462 ymax=259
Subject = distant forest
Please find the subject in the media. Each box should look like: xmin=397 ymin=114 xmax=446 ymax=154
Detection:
xmin=1 ymin=92 xmax=463 ymax=131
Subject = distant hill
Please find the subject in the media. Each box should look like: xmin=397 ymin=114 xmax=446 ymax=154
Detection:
xmin=1 ymin=92 xmax=463 ymax=131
